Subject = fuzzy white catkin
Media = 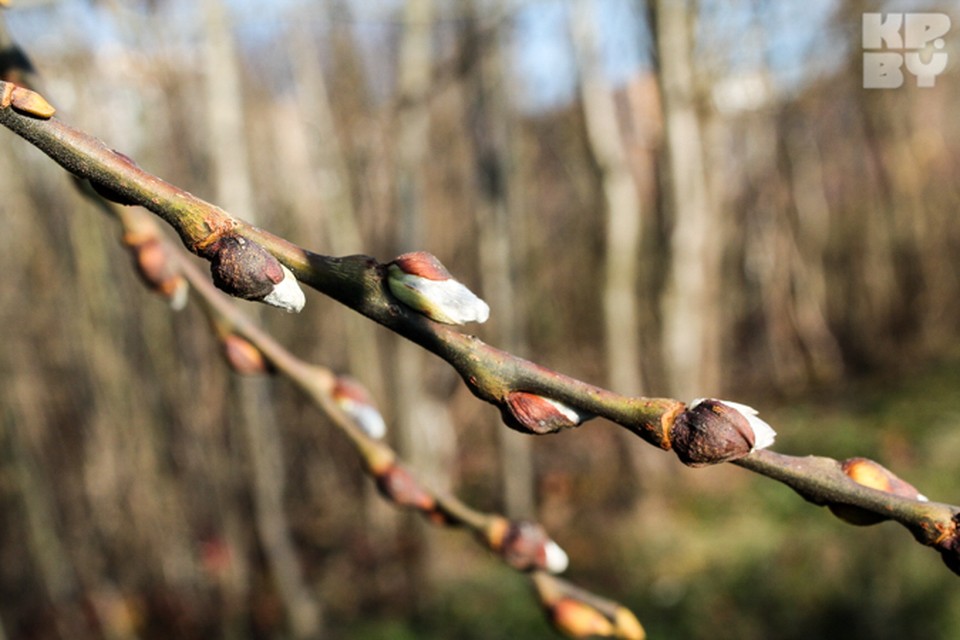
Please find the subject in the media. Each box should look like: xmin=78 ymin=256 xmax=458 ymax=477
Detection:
xmin=263 ymin=264 xmax=305 ymax=313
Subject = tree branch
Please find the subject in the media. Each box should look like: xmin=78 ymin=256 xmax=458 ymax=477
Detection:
xmin=2 ymin=80 xmax=958 ymax=579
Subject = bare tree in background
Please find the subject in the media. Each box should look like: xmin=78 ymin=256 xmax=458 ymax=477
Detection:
xmin=654 ymin=0 xmax=723 ymax=400
xmin=201 ymin=0 xmax=324 ymax=636
xmin=461 ymin=0 xmax=536 ymax=518
xmin=570 ymin=0 xmax=645 ymax=397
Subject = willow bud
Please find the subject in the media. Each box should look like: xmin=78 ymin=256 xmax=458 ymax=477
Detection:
xmin=123 ymin=233 xmax=189 ymax=310
xmin=3 ymin=85 xmax=55 ymax=118
xmin=207 ymin=235 xmax=304 ymax=313
xmin=332 ymin=376 xmax=387 ymax=439
xmin=386 ymin=251 xmax=489 ymax=325
xmin=669 ymin=398 xmax=776 ymax=466
xmin=502 ymin=391 xmax=586 ymax=435
xmin=374 ymin=461 xmax=436 ymax=515
xmin=484 ymin=518 xmax=569 ymax=573
xmin=533 ymin=572 xmax=645 ymax=640
xmin=828 ymin=457 xmax=928 ymax=526
xmin=222 ymin=334 xmax=270 ymax=375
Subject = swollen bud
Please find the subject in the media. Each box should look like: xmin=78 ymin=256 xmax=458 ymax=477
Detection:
xmin=123 ymin=233 xmax=189 ymax=310
xmin=501 ymin=391 xmax=586 ymax=435
xmin=332 ymin=376 xmax=387 ymax=439
xmin=207 ymin=235 xmax=305 ymax=313
xmin=221 ymin=334 xmax=271 ymax=375
xmin=828 ymin=457 xmax=928 ymax=526
xmin=373 ymin=461 xmax=437 ymax=515
xmin=0 ymin=83 xmax=55 ymax=119
xmin=484 ymin=517 xmax=569 ymax=573
xmin=386 ymin=251 xmax=489 ymax=325
xmin=669 ymin=398 xmax=776 ymax=467
xmin=533 ymin=572 xmax=645 ymax=640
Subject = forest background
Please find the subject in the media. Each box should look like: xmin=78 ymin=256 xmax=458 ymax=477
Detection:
xmin=1 ymin=0 xmax=959 ymax=638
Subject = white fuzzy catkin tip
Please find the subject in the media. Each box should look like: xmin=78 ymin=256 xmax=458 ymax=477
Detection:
xmin=544 ymin=540 xmax=569 ymax=574
xmin=342 ymin=401 xmax=387 ymax=440
xmin=263 ymin=264 xmax=305 ymax=313
xmin=543 ymin=397 xmax=582 ymax=425
xmin=692 ymin=398 xmax=777 ymax=451
xmin=169 ymin=279 xmax=189 ymax=311
xmin=387 ymin=265 xmax=490 ymax=325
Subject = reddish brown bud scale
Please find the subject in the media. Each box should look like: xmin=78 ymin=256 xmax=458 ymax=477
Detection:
xmin=387 ymin=251 xmax=489 ymax=323
xmin=123 ymin=233 xmax=188 ymax=309
xmin=128 ymin=236 xmax=168 ymax=285
xmin=668 ymin=399 xmax=775 ymax=467
xmin=391 ymin=251 xmax=453 ymax=281
xmin=550 ymin=599 xmax=617 ymax=638
xmin=828 ymin=457 xmax=927 ymax=526
xmin=9 ymin=86 xmax=55 ymax=118
xmin=222 ymin=334 xmax=270 ymax=375
xmin=485 ymin=518 xmax=554 ymax=571
xmin=375 ymin=462 xmax=436 ymax=515
xmin=332 ymin=376 xmax=374 ymax=406
xmin=207 ymin=235 xmax=284 ymax=300
xmin=202 ymin=234 xmax=305 ymax=312
xmin=502 ymin=391 xmax=582 ymax=435
xmin=841 ymin=457 xmax=924 ymax=499
xmin=533 ymin=573 xmax=645 ymax=640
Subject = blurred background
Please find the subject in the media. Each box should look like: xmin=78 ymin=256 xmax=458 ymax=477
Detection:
xmin=2 ymin=0 xmax=960 ymax=638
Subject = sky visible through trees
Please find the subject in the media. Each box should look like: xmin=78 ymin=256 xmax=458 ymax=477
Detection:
xmin=7 ymin=0 xmax=841 ymax=112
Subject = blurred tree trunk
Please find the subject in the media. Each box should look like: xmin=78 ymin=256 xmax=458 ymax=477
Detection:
xmin=460 ymin=1 xmax=535 ymax=518
xmin=654 ymin=0 xmax=722 ymax=400
xmin=781 ymin=122 xmax=844 ymax=382
xmin=281 ymin=2 xmax=398 ymax=570
xmin=284 ymin=10 xmax=386 ymax=395
xmin=570 ymin=0 xmax=644 ymax=396
xmin=201 ymin=1 xmax=323 ymax=636
xmin=390 ymin=0 xmax=453 ymax=608
xmin=5 ymin=370 xmax=86 ymax=639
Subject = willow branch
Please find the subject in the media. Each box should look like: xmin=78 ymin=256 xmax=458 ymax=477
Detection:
xmin=105 ymin=204 xmax=644 ymax=638
xmin=1 ymin=82 xmax=958 ymax=578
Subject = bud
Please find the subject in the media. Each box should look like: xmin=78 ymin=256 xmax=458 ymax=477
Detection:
xmin=937 ymin=517 xmax=960 ymax=576
xmin=484 ymin=517 xmax=569 ymax=573
xmin=386 ymin=251 xmax=489 ymax=325
xmin=374 ymin=461 xmax=436 ymax=515
xmin=828 ymin=457 xmax=928 ymax=526
xmin=222 ymin=334 xmax=270 ymax=375
xmin=207 ymin=235 xmax=305 ymax=313
xmin=533 ymin=573 xmax=645 ymax=640
xmin=551 ymin=599 xmax=616 ymax=638
xmin=6 ymin=85 xmax=55 ymax=118
xmin=502 ymin=391 xmax=586 ymax=435
xmin=332 ymin=376 xmax=387 ymax=439
xmin=669 ymin=398 xmax=776 ymax=467
xmin=123 ymin=233 xmax=189 ymax=310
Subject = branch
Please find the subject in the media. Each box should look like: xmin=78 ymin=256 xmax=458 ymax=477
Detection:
xmin=1 ymin=81 xmax=958 ymax=579
xmin=104 ymin=203 xmax=645 ymax=639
